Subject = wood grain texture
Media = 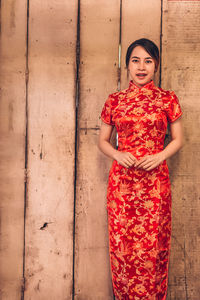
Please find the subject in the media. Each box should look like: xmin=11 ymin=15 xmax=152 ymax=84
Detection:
xmin=120 ymin=0 xmax=161 ymax=90
xmin=162 ymin=1 xmax=200 ymax=299
xmin=0 ymin=0 xmax=27 ymax=299
xmin=75 ymin=1 xmax=120 ymax=299
xmin=24 ymin=1 xmax=77 ymax=299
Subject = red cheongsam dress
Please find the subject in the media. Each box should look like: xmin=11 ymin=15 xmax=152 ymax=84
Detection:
xmin=100 ymin=79 xmax=183 ymax=300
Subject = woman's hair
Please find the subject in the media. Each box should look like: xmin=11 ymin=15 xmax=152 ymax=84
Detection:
xmin=126 ymin=38 xmax=160 ymax=72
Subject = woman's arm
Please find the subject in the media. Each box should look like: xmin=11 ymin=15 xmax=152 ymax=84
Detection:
xmin=98 ymin=122 xmax=137 ymax=168
xmin=134 ymin=117 xmax=184 ymax=171
xmin=162 ymin=117 xmax=184 ymax=160
xmin=98 ymin=122 xmax=117 ymax=159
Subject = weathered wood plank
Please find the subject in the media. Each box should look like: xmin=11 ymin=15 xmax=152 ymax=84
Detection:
xmin=24 ymin=1 xmax=77 ymax=299
xmin=162 ymin=1 xmax=200 ymax=299
xmin=75 ymin=1 xmax=120 ymax=299
xmin=0 ymin=0 xmax=27 ymax=299
xmin=120 ymin=0 xmax=161 ymax=90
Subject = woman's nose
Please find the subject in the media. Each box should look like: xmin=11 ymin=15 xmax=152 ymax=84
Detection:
xmin=138 ymin=60 xmax=145 ymax=70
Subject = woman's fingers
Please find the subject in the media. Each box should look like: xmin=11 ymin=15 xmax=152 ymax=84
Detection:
xmin=138 ymin=155 xmax=162 ymax=170
xmin=127 ymin=153 xmax=138 ymax=166
xmin=125 ymin=158 xmax=135 ymax=167
xmin=127 ymin=152 xmax=137 ymax=161
xmin=119 ymin=152 xmax=138 ymax=168
xmin=126 ymin=156 xmax=136 ymax=166
xmin=142 ymin=162 xmax=155 ymax=169
xmin=134 ymin=155 xmax=161 ymax=170
xmin=138 ymin=159 xmax=153 ymax=168
xmin=145 ymin=162 xmax=158 ymax=171
xmin=116 ymin=152 xmax=164 ymax=170
xmin=123 ymin=162 xmax=130 ymax=168
xmin=134 ymin=156 xmax=150 ymax=167
xmin=122 ymin=160 xmax=131 ymax=168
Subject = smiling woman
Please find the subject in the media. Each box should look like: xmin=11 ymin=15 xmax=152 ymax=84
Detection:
xmin=126 ymin=39 xmax=159 ymax=88
xmin=98 ymin=38 xmax=184 ymax=299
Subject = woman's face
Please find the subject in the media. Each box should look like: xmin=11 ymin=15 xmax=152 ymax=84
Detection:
xmin=128 ymin=45 xmax=156 ymax=88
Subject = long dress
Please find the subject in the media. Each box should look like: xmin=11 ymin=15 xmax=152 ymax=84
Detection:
xmin=100 ymin=79 xmax=183 ymax=300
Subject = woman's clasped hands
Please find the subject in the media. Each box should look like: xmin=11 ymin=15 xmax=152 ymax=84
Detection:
xmin=113 ymin=151 xmax=165 ymax=171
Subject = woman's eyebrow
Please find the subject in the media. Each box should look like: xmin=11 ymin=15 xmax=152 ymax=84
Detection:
xmin=131 ymin=56 xmax=153 ymax=59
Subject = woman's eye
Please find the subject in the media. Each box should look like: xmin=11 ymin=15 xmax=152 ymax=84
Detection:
xmin=131 ymin=59 xmax=152 ymax=63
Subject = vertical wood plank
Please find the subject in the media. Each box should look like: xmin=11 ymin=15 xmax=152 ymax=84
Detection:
xmin=75 ymin=1 xmax=120 ymax=299
xmin=24 ymin=1 xmax=77 ymax=299
xmin=0 ymin=0 xmax=27 ymax=299
xmin=162 ymin=1 xmax=200 ymax=299
xmin=0 ymin=0 xmax=26 ymax=300
xmin=120 ymin=0 xmax=161 ymax=90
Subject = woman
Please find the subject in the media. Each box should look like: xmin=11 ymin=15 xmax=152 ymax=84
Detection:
xmin=98 ymin=38 xmax=183 ymax=299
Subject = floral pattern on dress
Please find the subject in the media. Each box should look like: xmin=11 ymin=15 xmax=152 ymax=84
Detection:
xmin=100 ymin=80 xmax=183 ymax=300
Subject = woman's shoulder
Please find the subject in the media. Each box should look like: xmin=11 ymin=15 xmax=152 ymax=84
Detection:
xmin=109 ymin=87 xmax=133 ymax=102
xmin=154 ymin=86 xmax=180 ymax=107
xmin=156 ymin=87 xmax=183 ymax=122
xmin=108 ymin=87 xmax=129 ymax=98
xmin=155 ymin=85 xmax=178 ymax=98
xmin=106 ymin=87 xmax=130 ymax=106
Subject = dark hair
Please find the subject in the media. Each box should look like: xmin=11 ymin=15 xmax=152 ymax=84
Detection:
xmin=126 ymin=38 xmax=160 ymax=72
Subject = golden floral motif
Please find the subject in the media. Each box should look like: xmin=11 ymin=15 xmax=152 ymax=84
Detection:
xmin=131 ymin=224 xmax=146 ymax=235
xmin=132 ymin=107 xmax=145 ymax=115
xmin=143 ymin=200 xmax=154 ymax=209
xmin=133 ymin=284 xmax=147 ymax=295
xmin=145 ymin=139 xmax=155 ymax=148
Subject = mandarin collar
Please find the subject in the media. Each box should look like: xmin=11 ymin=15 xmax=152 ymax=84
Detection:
xmin=129 ymin=79 xmax=155 ymax=92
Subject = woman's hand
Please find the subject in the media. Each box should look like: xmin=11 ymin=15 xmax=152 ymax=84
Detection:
xmin=134 ymin=152 xmax=165 ymax=171
xmin=98 ymin=123 xmax=138 ymax=169
xmin=113 ymin=151 xmax=138 ymax=168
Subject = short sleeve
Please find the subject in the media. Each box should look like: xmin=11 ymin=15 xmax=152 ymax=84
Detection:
xmin=166 ymin=91 xmax=183 ymax=123
xmin=100 ymin=95 xmax=115 ymax=126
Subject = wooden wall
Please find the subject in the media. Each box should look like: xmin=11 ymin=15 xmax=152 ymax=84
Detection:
xmin=162 ymin=1 xmax=200 ymax=299
xmin=0 ymin=0 xmax=199 ymax=299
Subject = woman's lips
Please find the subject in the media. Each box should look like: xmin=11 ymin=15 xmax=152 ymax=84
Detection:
xmin=136 ymin=74 xmax=147 ymax=79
